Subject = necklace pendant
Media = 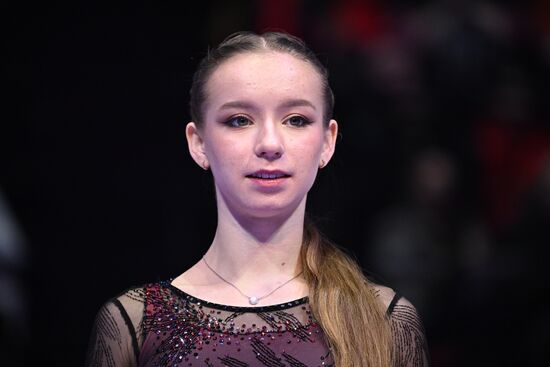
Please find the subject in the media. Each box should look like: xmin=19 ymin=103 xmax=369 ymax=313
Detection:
xmin=249 ymin=296 xmax=259 ymax=305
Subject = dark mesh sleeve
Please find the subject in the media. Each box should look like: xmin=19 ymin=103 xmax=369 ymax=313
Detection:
xmin=389 ymin=297 xmax=430 ymax=367
xmin=85 ymin=289 xmax=145 ymax=367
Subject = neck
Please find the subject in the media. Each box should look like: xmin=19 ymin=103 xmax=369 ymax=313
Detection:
xmin=204 ymin=196 xmax=307 ymax=280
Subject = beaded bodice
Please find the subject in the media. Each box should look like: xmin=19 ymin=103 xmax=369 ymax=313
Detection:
xmin=85 ymin=281 xmax=430 ymax=367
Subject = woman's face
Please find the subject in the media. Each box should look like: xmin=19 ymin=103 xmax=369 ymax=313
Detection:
xmin=187 ymin=51 xmax=338 ymax=220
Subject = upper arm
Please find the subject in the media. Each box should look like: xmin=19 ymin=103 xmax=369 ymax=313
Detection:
xmin=389 ymin=296 xmax=430 ymax=367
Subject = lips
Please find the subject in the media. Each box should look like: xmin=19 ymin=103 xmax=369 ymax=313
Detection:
xmin=246 ymin=170 xmax=291 ymax=191
xmin=246 ymin=170 xmax=291 ymax=180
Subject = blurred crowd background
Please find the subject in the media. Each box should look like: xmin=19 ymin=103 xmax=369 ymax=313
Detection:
xmin=2 ymin=0 xmax=549 ymax=366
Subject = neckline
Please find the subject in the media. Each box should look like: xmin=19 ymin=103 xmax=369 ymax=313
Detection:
xmin=163 ymin=279 xmax=309 ymax=312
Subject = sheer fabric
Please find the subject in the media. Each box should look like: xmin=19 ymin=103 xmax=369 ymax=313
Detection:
xmin=85 ymin=280 xmax=429 ymax=367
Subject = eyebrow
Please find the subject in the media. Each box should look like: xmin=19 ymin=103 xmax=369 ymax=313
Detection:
xmin=219 ymin=101 xmax=257 ymax=110
xmin=219 ymin=99 xmax=317 ymax=111
xmin=279 ymin=99 xmax=317 ymax=110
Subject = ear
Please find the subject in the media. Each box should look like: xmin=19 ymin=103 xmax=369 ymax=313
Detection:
xmin=185 ymin=122 xmax=209 ymax=170
xmin=319 ymin=119 xmax=338 ymax=168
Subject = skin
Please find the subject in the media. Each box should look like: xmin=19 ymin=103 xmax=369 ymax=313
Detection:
xmin=174 ymin=51 xmax=338 ymax=306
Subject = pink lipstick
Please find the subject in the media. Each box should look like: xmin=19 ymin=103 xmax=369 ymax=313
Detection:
xmin=246 ymin=170 xmax=290 ymax=189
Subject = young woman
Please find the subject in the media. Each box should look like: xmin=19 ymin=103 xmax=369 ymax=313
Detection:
xmin=85 ymin=31 xmax=429 ymax=367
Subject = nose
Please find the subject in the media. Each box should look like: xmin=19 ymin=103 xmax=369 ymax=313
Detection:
xmin=254 ymin=122 xmax=284 ymax=160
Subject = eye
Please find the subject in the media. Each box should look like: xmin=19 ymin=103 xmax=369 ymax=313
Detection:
xmin=225 ymin=115 xmax=252 ymax=128
xmin=286 ymin=115 xmax=312 ymax=127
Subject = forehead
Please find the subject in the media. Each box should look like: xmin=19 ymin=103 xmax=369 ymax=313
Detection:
xmin=204 ymin=51 xmax=324 ymax=108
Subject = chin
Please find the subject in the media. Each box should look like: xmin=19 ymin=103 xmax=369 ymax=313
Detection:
xmin=243 ymin=198 xmax=305 ymax=220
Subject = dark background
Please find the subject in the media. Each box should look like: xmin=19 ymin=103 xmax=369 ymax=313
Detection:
xmin=2 ymin=1 xmax=549 ymax=366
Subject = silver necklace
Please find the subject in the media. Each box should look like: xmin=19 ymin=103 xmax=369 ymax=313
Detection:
xmin=202 ymin=256 xmax=303 ymax=305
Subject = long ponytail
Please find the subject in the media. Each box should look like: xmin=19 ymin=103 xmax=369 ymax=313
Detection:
xmin=301 ymin=217 xmax=392 ymax=367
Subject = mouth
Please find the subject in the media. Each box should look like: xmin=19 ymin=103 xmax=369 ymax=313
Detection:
xmin=246 ymin=171 xmax=291 ymax=180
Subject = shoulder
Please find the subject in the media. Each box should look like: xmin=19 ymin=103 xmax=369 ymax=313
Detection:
xmin=109 ymin=280 xmax=186 ymax=319
xmin=371 ymin=284 xmax=431 ymax=366
xmin=371 ymin=284 xmax=401 ymax=315
xmin=97 ymin=281 xmax=169 ymax=325
xmin=371 ymin=284 xmax=420 ymax=317
xmin=86 ymin=285 xmax=153 ymax=367
xmin=90 ymin=286 xmax=148 ymax=335
xmin=110 ymin=280 xmax=169 ymax=304
xmin=111 ymin=286 xmax=149 ymax=324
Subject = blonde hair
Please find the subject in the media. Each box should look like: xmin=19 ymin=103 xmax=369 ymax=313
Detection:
xmin=302 ymin=217 xmax=392 ymax=367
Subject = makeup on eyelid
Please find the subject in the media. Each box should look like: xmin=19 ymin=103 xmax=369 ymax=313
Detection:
xmin=220 ymin=115 xmax=314 ymax=128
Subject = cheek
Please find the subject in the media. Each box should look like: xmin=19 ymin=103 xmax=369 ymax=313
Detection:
xmin=203 ymin=131 xmax=233 ymax=161
xmin=205 ymin=137 xmax=248 ymax=175
xmin=209 ymin=147 xmax=242 ymax=169
xmin=293 ymin=134 xmax=324 ymax=162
